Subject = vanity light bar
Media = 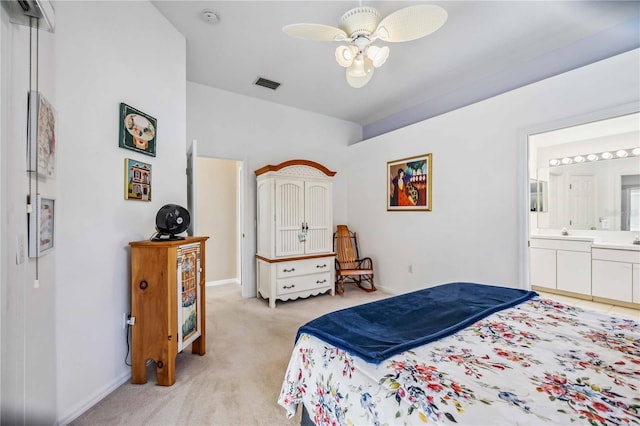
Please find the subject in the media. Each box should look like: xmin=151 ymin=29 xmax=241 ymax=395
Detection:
xmin=549 ymin=148 xmax=640 ymax=167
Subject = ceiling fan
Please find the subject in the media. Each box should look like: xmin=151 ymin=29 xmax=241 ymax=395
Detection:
xmin=283 ymin=3 xmax=447 ymax=88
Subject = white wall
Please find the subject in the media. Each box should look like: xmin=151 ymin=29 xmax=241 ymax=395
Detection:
xmin=1 ymin=7 xmax=57 ymax=423
xmin=346 ymin=49 xmax=640 ymax=295
xmin=53 ymin=2 xmax=186 ymax=423
xmin=187 ymin=82 xmax=362 ymax=297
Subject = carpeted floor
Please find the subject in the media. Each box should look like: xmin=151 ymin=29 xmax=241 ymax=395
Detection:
xmin=72 ymin=283 xmax=390 ymax=425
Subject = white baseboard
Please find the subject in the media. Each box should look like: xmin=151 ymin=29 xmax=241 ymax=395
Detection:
xmin=206 ymin=278 xmax=240 ymax=287
xmin=56 ymin=370 xmax=130 ymax=426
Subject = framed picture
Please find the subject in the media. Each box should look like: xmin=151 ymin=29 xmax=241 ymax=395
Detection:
xmin=28 ymin=91 xmax=56 ymax=178
xmin=124 ymin=158 xmax=152 ymax=201
xmin=387 ymin=153 xmax=432 ymax=211
xmin=28 ymin=194 xmax=55 ymax=258
xmin=118 ymin=103 xmax=157 ymax=157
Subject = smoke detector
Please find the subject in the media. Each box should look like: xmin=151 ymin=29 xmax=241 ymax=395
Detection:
xmin=201 ymin=10 xmax=219 ymax=24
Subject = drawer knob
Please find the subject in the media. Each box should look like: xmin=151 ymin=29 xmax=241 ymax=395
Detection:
xmin=316 ymin=264 xmax=327 ymax=268
xmin=139 ymin=280 xmax=148 ymax=290
xmin=316 ymin=279 xmax=327 ymax=284
xmin=283 ymin=268 xmax=295 ymax=273
xmin=283 ymin=284 xmax=296 ymax=289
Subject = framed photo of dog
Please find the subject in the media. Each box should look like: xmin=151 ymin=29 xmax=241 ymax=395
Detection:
xmin=118 ymin=103 xmax=157 ymax=157
xmin=387 ymin=153 xmax=432 ymax=211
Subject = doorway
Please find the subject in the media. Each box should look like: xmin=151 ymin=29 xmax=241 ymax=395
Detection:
xmin=190 ymin=155 xmax=244 ymax=288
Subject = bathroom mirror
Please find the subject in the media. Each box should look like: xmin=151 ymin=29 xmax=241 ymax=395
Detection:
xmin=529 ymin=111 xmax=640 ymax=231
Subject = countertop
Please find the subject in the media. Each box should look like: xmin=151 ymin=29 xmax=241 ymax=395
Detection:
xmin=530 ymin=235 xmax=640 ymax=251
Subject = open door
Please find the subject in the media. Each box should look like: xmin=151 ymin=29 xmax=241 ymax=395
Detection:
xmin=186 ymin=139 xmax=197 ymax=236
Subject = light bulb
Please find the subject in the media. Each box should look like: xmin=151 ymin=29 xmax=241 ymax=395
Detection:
xmin=587 ymin=154 xmax=598 ymax=161
xmin=335 ymin=45 xmax=354 ymax=67
xmin=616 ymin=150 xmax=628 ymax=158
xmin=561 ymin=157 xmax=572 ymax=165
xmin=574 ymin=155 xmax=585 ymax=163
xmin=348 ymin=55 xmax=366 ymax=77
xmin=549 ymin=159 xmax=560 ymax=166
xmin=366 ymin=45 xmax=389 ymax=68
xmin=632 ymin=148 xmax=640 ymax=156
xmin=600 ymin=152 xmax=613 ymax=160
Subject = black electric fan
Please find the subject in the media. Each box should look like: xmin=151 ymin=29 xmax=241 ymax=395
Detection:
xmin=150 ymin=204 xmax=191 ymax=241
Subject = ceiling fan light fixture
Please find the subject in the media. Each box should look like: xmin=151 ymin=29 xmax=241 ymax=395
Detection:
xmin=347 ymin=55 xmax=367 ymax=77
xmin=335 ymin=45 xmax=355 ymax=67
xmin=346 ymin=66 xmax=374 ymax=88
xmin=367 ymin=45 xmax=389 ymax=67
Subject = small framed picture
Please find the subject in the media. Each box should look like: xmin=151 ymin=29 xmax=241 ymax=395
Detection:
xmin=387 ymin=153 xmax=432 ymax=211
xmin=124 ymin=158 xmax=152 ymax=201
xmin=118 ymin=103 xmax=157 ymax=157
xmin=28 ymin=91 xmax=56 ymax=178
xmin=29 ymin=194 xmax=55 ymax=258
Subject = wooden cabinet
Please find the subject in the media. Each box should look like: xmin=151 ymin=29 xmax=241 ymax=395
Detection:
xmin=255 ymin=160 xmax=335 ymax=308
xmin=129 ymin=236 xmax=208 ymax=386
xmin=592 ymin=247 xmax=640 ymax=305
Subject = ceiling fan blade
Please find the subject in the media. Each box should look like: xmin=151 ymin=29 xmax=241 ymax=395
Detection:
xmin=376 ymin=5 xmax=447 ymax=42
xmin=283 ymin=23 xmax=347 ymax=41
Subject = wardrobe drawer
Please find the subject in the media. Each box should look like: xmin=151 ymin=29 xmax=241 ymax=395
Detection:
xmin=276 ymin=257 xmax=333 ymax=278
xmin=277 ymin=273 xmax=332 ymax=295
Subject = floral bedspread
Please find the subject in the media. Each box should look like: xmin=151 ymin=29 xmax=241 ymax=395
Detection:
xmin=278 ymin=297 xmax=640 ymax=425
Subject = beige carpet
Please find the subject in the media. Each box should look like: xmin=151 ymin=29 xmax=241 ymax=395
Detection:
xmin=72 ymin=283 xmax=390 ymax=425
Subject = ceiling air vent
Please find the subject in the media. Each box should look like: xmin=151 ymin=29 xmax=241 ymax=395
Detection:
xmin=254 ymin=77 xmax=281 ymax=90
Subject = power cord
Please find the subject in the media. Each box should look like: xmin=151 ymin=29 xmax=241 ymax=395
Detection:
xmin=124 ymin=316 xmax=132 ymax=366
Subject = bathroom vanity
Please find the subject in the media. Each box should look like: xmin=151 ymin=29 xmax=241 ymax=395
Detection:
xmin=530 ymin=235 xmax=640 ymax=308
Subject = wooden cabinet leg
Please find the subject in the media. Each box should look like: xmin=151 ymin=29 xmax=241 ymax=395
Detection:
xmin=191 ymin=336 xmax=205 ymax=355
xmin=131 ymin=355 xmax=147 ymax=384
xmin=156 ymin=358 xmax=176 ymax=386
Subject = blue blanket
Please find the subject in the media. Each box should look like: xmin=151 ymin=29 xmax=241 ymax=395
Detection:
xmin=296 ymin=282 xmax=537 ymax=364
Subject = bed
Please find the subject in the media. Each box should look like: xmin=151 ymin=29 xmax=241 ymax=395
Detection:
xmin=278 ymin=282 xmax=640 ymax=425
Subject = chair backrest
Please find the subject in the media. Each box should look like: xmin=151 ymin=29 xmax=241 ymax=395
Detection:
xmin=334 ymin=225 xmax=359 ymax=269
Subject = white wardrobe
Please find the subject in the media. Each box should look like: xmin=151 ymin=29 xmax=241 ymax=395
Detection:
xmin=255 ymin=159 xmax=336 ymax=308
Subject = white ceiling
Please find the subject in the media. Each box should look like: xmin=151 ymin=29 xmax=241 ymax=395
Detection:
xmin=152 ymin=1 xmax=640 ymax=137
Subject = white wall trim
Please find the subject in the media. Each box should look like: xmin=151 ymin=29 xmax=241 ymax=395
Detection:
xmin=206 ymin=279 xmax=240 ymax=287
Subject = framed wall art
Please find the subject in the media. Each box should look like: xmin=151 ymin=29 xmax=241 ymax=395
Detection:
xmin=118 ymin=103 xmax=157 ymax=157
xmin=387 ymin=153 xmax=432 ymax=211
xmin=28 ymin=194 xmax=55 ymax=258
xmin=124 ymin=158 xmax=152 ymax=201
xmin=28 ymin=91 xmax=56 ymax=178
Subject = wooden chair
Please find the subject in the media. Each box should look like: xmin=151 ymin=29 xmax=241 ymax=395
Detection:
xmin=333 ymin=225 xmax=376 ymax=295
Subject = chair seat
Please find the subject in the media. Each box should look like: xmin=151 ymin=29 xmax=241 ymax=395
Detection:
xmin=338 ymin=269 xmax=373 ymax=276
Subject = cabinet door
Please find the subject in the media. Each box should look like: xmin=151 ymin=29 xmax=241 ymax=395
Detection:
xmin=275 ymin=179 xmax=305 ymax=257
xmin=592 ymin=260 xmax=632 ymax=302
xmin=530 ymin=247 xmax=556 ymax=289
xmin=304 ymin=181 xmax=332 ymax=254
xmin=177 ymin=243 xmax=202 ymax=351
xmin=556 ymin=250 xmax=591 ymax=295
